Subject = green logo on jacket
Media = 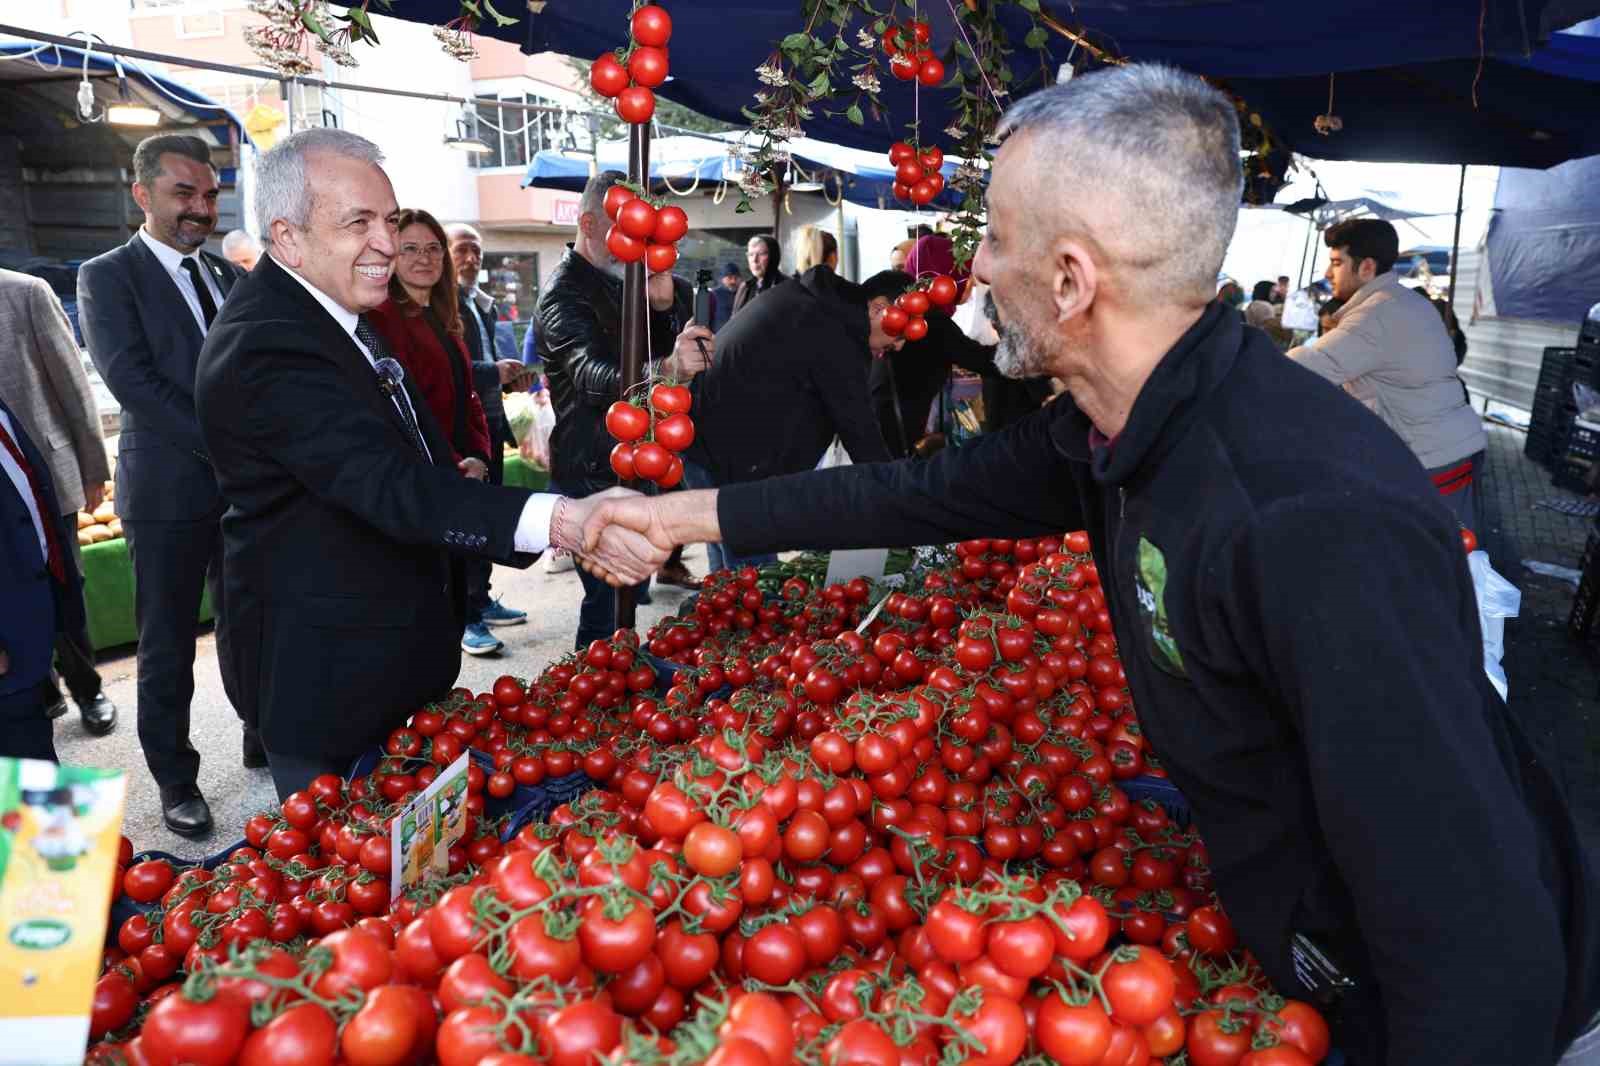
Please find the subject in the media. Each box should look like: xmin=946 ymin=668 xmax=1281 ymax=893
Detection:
xmin=1134 ymin=536 xmax=1186 ymax=678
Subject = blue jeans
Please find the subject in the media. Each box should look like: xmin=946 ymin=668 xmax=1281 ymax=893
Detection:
xmin=678 ymin=459 xmax=778 ymax=574
xmin=552 ymin=477 xmax=651 ymax=649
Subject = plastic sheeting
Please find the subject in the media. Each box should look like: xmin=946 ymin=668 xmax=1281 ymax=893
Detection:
xmin=1482 ymin=153 xmax=1600 ymax=322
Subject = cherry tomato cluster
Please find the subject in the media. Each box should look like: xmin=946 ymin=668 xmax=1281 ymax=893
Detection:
xmin=602 ymin=183 xmax=690 ymax=273
xmin=888 ymin=139 xmax=946 ymax=206
xmin=881 ymin=18 xmax=945 ymax=86
xmin=589 ymin=3 xmax=673 ymax=125
xmin=607 ymin=381 xmax=694 ymax=489
xmin=93 ymin=534 xmax=1333 ymax=1066
xmin=881 ymin=275 xmax=959 ymax=342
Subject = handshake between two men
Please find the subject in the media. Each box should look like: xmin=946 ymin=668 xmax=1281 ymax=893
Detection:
xmin=553 ymin=487 xmax=719 ymax=587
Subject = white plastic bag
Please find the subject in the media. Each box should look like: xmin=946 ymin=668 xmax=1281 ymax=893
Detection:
xmin=816 ymin=438 xmax=852 ymax=469
xmin=1468 ymin=550 xmax=1521 ymax=701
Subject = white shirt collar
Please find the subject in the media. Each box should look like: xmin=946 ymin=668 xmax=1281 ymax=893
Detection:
xmin=270 ymin=253 xmax=367 ymax=357
xmin=137 ymin=226 xmax=204 ymax=275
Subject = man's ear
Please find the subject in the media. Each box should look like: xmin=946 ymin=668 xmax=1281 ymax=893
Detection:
xmin=270 ymin=219 xmax=302 ymax=269
xmin=1050 ymin=237 xmax=1099 ymax=325
xmin=131 ymin=182 xmax=151 ymax=215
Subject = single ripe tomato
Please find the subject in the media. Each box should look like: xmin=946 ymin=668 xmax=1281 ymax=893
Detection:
xmin=630 ymin=4 xmax=672 ymax=47
xmin=650 ymin=383 xmax=692 ymax=414
xmin=605 ymin=401 xmax=649 ymax=443
xmin=609 ymin=442 xmax=637 ymax=480
xmin=606 ymin=225 xmax=646 ymax=263
xmin=589 ymin=52 xmax=628 ymax=98
xmin=627 ymin=45 xmax=669 ymax=89
xmin=603 ymin=184 xmax=635 ymax=221
xmin=652 ymin=205 xmax=689 ymax=244
xmin=645 ymin=242 xmax=678 ymax=273
xmin=917 ymin=56 xmax=946 ymax=86
xmin=617 ymin=197 xmax=657 ymax=240
xmin=654 ymin=413 xmax=694 ymax=452
xmin=615 ymin=86 xmax=655 ymax=124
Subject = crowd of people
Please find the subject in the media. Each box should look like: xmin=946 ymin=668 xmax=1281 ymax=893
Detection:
xmin=2 ymin=64 xmax=1598 ymax=1064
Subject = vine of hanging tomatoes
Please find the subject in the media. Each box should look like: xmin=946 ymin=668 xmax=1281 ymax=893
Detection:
xmin=607 ymin=381 xmax=695 ymax=490
xmin=590 ymin=3 xmax=674 ymax=125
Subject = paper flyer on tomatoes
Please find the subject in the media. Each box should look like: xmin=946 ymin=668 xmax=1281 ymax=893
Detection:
xmin=0 ymin=758 xmax=127 ymax=1066
xmin=390 ymin=752 xmax=470 ymax=898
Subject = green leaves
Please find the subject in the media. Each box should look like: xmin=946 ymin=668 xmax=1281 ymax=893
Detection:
xmin=1016 ymin=0 xmax=1040 ymax=12
xmin=846 ymin=103 xmax=864 ymax=125
xmin=1024 ymin=27 xmax=1049 ymax=49
xmin=781 ymin=32 xmax=815 ymax=52
xmin=480 ymin=0 xmax=520 ymax=27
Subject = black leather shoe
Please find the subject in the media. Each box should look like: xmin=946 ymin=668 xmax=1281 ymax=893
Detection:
xmin=78 ymin=694 xmax=117 ymax=736
xmin=159 ymin=784 xmax=213 ymax=838
xmin=45 ymin=693 xmax=68 ymax=720
xmin=242 ymin=728 xmax=268 ymax=770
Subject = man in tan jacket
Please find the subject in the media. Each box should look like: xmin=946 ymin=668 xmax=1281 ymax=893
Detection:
xmin=1289 ymin=218 xmax=1486 ymax=528
xmin=0 ymin=268 xmax=117 ymax=736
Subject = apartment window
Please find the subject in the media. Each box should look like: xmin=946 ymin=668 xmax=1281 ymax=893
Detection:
xmin=471 ymin=93 xmax=564 ymax=170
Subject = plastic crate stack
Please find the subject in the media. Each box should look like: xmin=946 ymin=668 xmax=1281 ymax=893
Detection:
xmin=1568 ymin=518 xmax=1600 ymax=639
xmin=1526 ymin=346 xmax=1585 ymax=466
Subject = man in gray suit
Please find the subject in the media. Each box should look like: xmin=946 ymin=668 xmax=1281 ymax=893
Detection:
xmin=0 ymin=268 xmax=116 ymax=737
xmin=77 ymin=133 xmax=260 ymax=837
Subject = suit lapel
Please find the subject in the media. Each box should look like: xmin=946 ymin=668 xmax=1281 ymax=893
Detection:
xmin=127 ymin=234 xmax=205 ymax=353
xmin=202 ymin=251 xmax=239 ymax=298
xmin=258 ymin=257 xmax=451 ymax=468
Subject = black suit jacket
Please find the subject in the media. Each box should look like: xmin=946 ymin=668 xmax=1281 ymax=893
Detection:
xmin=0 ymin=394 xmax=83 ymax=700
xmin=458 ymin=290 xmax=507 ymax=431
xmin=194 ymin=255 xmax=536 ymax=759
xmin=77 ymin=234 xmax=240 ymax=521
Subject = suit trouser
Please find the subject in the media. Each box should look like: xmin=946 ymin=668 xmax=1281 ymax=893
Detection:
xmin=122 ymin=516 xmax=239 ymax=789
xmin=266 ymin=748 xmax=351 ymax=803
xmin=0 ymin=684 xmax=58 ymax=763
xmin=49 ymin=510 xmax=102 ymax=704
xmin=465 ymin=415 xmax=509 ymax=624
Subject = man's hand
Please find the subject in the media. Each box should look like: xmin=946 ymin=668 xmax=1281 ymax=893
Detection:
xmin=557 ymin=488 xmax=670 ymax=586
xmin=496 ymin=359 xmax=528 ymax=388
xmin=84 ymin=483 xmax=105 ymax=511
xmin=660 ymin=324 xmax=714 ymax=379
xmin=458 ymin=457 xmax=488 ymax=481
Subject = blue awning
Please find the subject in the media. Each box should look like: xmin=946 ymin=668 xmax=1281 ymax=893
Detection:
xmin=0 ymin=41 xmax=248 ymax=147
xmin=524 ymin=131 xmax=965 ymax=210
xmin=378 ymin=0 xmax=1600 ymax=168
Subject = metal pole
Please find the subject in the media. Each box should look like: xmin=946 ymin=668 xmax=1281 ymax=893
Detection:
xmin=615 ymin=121 xmax=651 ymax=630
xmin=772 ymin=173 xmax=785 ymax=243
xmin=1448 ymin=164 xmax=1468 ymax=306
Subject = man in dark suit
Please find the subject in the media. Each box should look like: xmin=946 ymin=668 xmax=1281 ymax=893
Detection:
xmin=77 ymin=133 xmax=257 ymax=836
xmin=0 ymin=394 xmax=83 ymax=763
xmin=194 ymin=128 xmax=656 ymax=799
xmin=443 ymin=222 xmax=528 ymax=656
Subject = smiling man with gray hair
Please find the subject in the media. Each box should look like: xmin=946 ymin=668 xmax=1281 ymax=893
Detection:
xmin=192 ymin=128 xmax=661 ymax=798
xmin=580 ymin=64 xmax=1600 ymax=1065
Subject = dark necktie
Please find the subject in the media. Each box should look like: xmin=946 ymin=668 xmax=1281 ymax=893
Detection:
xmin=354 ymin=317 xmax=430 ymax=460
xmin=180 ymin=257 xmax=219 ymax=329
xmin=0 ymin=419 xmax=66 ymax=583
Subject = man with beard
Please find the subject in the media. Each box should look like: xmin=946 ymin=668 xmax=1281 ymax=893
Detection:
xmin=534 ymin=170 xmax=711 ymax=647
xmin=78 ymin=134 xmax=258 ymax=836
xmin=575 ymin=65 xmax=1600 ymax=1066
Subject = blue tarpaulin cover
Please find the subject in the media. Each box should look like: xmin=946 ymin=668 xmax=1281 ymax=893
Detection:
xmin=379 ymin=0 xmax=1600 ymax=167
xmin=1483 ymin=153 xmax=1600 ymax=321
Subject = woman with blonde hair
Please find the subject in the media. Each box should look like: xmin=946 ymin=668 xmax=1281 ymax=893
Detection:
xmin=794 ymin=224 xmax=839 ymax=275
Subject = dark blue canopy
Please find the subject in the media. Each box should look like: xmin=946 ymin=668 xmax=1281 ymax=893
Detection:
xmin=380 ymin=0 xmax=1600 ymax=167
xmin=1480 ymin=152 xmax=1600 ymax=321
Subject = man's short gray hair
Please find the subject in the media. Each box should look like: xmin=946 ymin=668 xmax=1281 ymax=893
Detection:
xmin=445 ymin=222 xmax=482 ymax=244
xmin=579 ymin=170 xmax=626 ymax=226
xmin=255 ymin=127 xmax=384 ymax=236
xmin=221 ymin=229 xmax=260 ymax=256
xmin=998 ymin=64 xmax=1243 ymax=305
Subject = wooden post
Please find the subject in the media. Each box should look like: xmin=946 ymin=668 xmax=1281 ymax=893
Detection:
xmin=615 ymin=121 xmax=651 ymax=630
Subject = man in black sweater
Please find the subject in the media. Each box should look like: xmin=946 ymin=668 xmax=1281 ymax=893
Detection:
xmin=581 ymin=66 xmax=1600 ymax=1065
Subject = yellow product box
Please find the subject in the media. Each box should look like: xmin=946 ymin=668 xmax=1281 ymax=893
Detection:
xmin=0 ymin=759 xmax=127 ymax=1066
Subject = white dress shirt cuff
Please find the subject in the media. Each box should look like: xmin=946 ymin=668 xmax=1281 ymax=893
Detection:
xmin=513 ymin=492 xmax=561 ymax=553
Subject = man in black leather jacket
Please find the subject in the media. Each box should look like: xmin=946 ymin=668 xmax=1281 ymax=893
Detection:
xmin=535 ymin=170 xmax=711 ymax=647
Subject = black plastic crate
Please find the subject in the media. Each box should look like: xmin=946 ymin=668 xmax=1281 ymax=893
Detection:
xmin=1554 ymin=456 xmax=1593 ymax=493
xmin=1569 ymin=421 xmax=1600 ymax=462
xmin=1570 ymin=559 xmax=1600 ymax=639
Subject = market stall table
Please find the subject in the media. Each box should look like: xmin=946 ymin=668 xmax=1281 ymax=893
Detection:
xmin=80 ymin=537 xmax=212 ymax=651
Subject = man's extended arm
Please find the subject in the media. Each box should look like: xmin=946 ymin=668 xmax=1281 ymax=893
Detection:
xmin=581 ymin=405 xmax=1084 ymax=584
